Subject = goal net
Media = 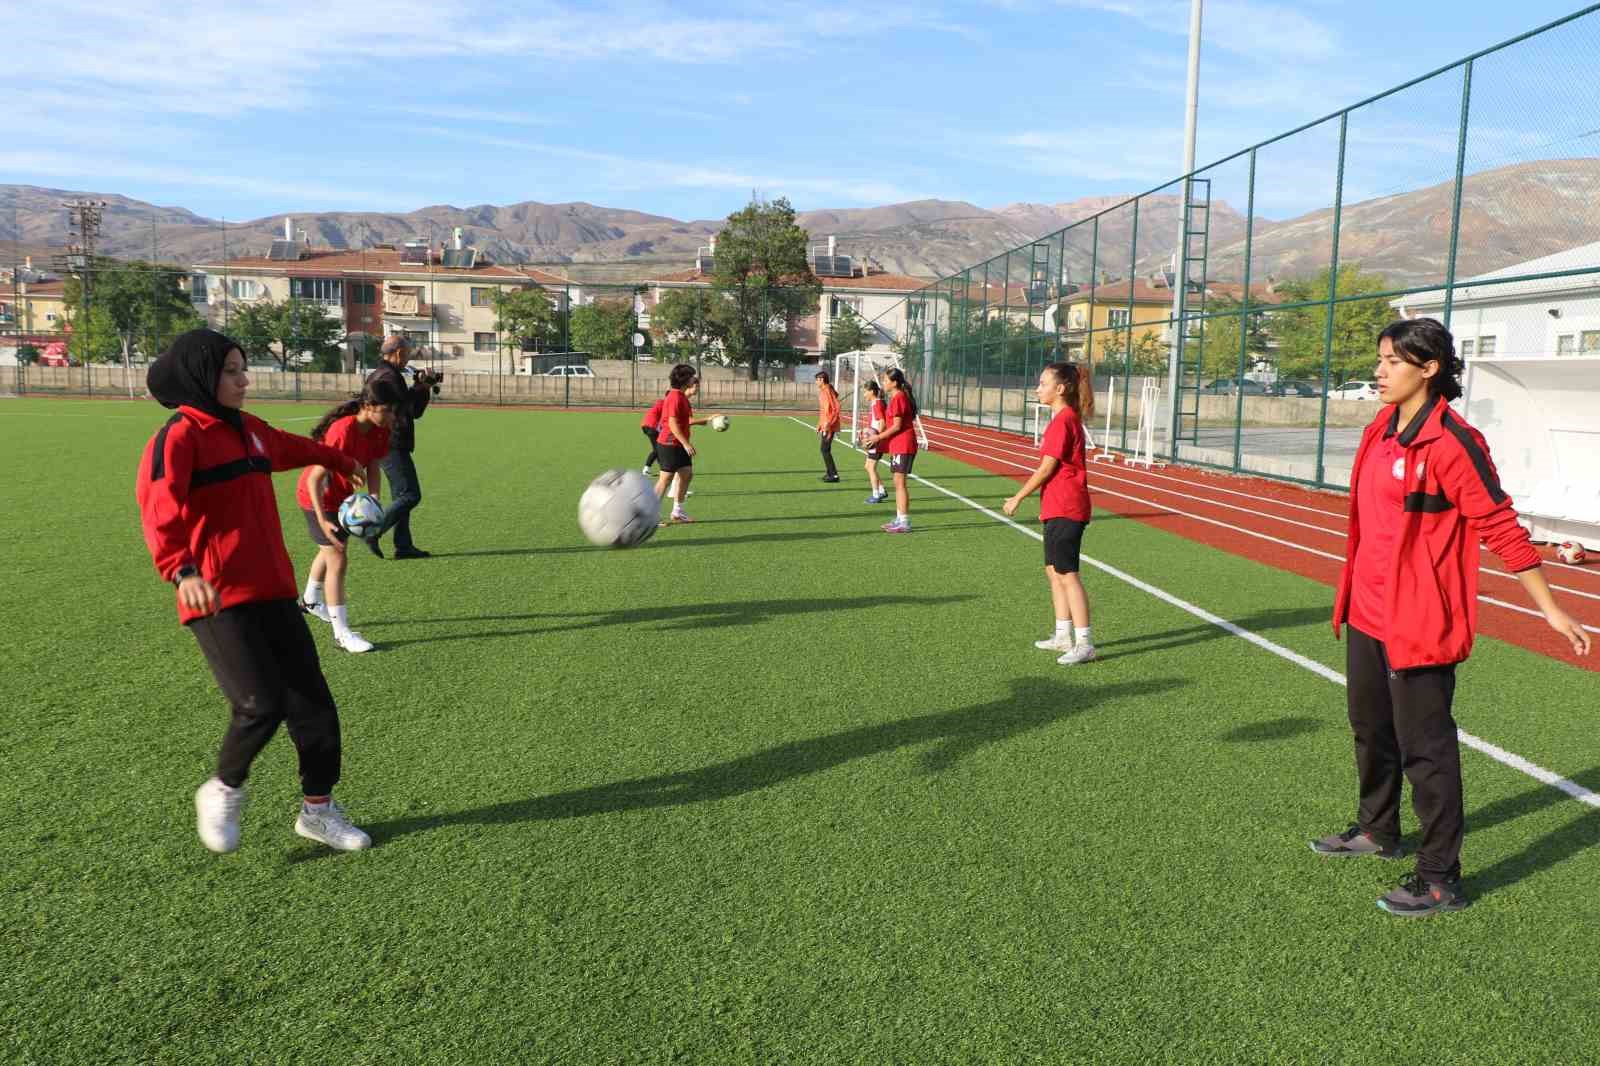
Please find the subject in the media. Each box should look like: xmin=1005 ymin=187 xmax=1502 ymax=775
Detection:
xmin=832 ymin=350 xmax=930 ymax=451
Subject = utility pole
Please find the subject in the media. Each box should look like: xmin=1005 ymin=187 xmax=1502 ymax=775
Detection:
xmin=61 ymin=199 xmax=108 ymax=380
xmin=1166 ymin=0 xmax=1203 ymax=456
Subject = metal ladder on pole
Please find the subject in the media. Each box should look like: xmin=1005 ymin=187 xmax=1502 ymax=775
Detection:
xmin=1174 ymin=177 xmax=1211 ymax=445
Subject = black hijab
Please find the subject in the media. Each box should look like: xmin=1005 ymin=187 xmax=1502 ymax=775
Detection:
xmin=147 ymin=329 xmax=244 ymax=430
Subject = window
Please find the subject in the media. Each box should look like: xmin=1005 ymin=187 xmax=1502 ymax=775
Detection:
xmin=829 ymin=295 xmax=862 ymax=319
xmin=474 ymin=332 xmax=497 ymax=352
xmin=229 ymin=279 xmax=261 ymax=300
xmin=290 ymin=277 xmax=342 ymax=305
xmin=403 ymin=330 xmax=430 ymax=350
xmin=906 ymin=302 xmax=923 ymax=323
xmin=1108 ymin=308 xmax=1131 ymax=328
xmin=189 ymin=274 xmax=208 ymax=301
xmin=471 ymin=287 xmax=495 ymax=307
xmin=1476 ymin=336 xmax=1496 ymax=357
xmin=350 ymin=283 xmax=377 ymax=305
xmin=1583 ymin=330 xmax=1600 ymax=355
xmin=1557 ymin=334 xmax=1576 ymax=356
xmin=46 ymin=312 xmax=58 ymax=323
xmin=1460 ymin=339 xmax=1474 ymax=357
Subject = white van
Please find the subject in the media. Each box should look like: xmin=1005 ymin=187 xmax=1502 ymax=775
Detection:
xmin=543 ymin=365 xmax=595 ymax=378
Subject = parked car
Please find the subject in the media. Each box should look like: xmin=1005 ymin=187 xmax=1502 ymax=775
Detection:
xmin=543 ymin=365 xmax=595 ymax=378
xmin=1201 ymin=378 xmax=1267 ymax=395
xmin=1269 ymin=379 xmax=1320 ymax=398
xmin=1328 ymin=380 xmax=1379 ymax=401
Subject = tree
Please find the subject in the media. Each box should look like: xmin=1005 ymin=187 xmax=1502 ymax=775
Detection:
xmin=824 ymin=306 xmax=871 ymax=357
xmin=16 ymin=344 xmax=40 ymax=365
xmin=229 ymin=301 xmax=281 ymax=366
xmin=1268 ymin=265 xmax=1393 ymax=384
xmin=65 ymin=259 xmax=200 ymax=365
xmin=650 ymin=288 xmax=729 ymax=363
xmin=493 ymin=286 xmax=557 ymax=352
xmin=1095 ymin=327 xmax=1167 ymax=378
xmin=1195 ymin=295 xmax=1270 ymax=379
xmin=223 ymin=298 xmax=344 ymax=370
xmin=568 ymin=299 xmax=637 ymax=361
xmin=710 ymin=197 xmax=822 ymax=379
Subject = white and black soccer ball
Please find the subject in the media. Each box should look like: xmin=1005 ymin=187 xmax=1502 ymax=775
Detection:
xmin=337 ymin=493 xmax=385 ymax=539
xmin=578 ymin=469 xmax=660 ymax=548
xmin=710 ymin=414 xmax=730 ymax=432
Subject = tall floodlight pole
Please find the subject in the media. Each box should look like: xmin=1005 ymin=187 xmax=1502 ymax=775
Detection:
xmin=1166 ymin=0 xmax=1202 ymax=456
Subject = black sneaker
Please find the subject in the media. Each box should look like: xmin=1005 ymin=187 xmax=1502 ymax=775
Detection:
xmin=364 ymin=536 xmax=384 ymax=559
xmin=393 ymin=547 xmax=432 ymax=560
xmin=1309 ymin=825 xmax=1404 ymax=859
xmin=1377 ymin=874 xmax=1470 ymax=917
xmin=821 ymin=475 xmax=840 ymax=483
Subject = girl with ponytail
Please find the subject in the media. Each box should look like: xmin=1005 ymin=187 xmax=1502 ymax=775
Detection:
xmin=295 ymin=378 xmax=403 ymax=653
xmin=1003 ymin=361 xmax=1097 ymax=664
xmin=861 ymin=379 xmax=888 ymax=503
xmin=862 ymin=366 xmax=919 ymax=532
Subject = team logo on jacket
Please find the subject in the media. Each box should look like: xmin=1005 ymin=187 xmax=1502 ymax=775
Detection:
xmin=250 ymin=432 xmax=265 ymax=453
xmin=1391 ymin=458 xmax=1405 ymax=481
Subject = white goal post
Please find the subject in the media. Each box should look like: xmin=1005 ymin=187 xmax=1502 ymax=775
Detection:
xmin=832 ymin=350 xmax=930 ymax=451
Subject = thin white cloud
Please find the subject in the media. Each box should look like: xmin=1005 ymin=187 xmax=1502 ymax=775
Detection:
xmin=1054 ymin=0 xmax=1342 ymax=62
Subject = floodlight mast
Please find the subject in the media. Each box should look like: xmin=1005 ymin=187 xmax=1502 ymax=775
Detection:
xmin=1166 ymin=0 xmax=1203 ymax=457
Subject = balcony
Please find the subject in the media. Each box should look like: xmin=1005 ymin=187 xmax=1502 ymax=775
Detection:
xmin=383 ymin=291 xmax=432 ymax=320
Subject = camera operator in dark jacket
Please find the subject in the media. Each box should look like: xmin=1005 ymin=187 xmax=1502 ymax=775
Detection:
xmin=365 ymin=334 xmax=437 ymax=559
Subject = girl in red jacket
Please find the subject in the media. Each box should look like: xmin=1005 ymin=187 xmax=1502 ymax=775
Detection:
xmin=1003 ymin=361 xmax=1097 ymax=664
xmin=296 ymin=379 xmax=402 ymax=654
xmin=1313 ymin=318 xmax=1590 ymax=916
xmin=137 ymin=329 xmax=373 ymax=855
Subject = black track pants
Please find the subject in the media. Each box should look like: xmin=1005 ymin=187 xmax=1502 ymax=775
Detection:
xmin=190 ymin=599 xmax=342 ymax=796
xmin=1345 ymin=624 xmax=1463 ymax=881
xmin=820 ymin=431 xmax=839 ymax=478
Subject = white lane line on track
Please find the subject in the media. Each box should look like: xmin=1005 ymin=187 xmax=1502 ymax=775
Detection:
xmin=788 ymin=417 xmax=1600 ymax=809
xmin=915 ymin=422 xmax=1600 ymax=628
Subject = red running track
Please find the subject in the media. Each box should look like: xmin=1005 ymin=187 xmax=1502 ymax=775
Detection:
xmin=915 ymin=415 xmax=1600 ymax=673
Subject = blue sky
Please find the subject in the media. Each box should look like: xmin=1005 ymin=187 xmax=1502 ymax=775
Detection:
xmin=3 ymin=0 xmax=1596 ymax=224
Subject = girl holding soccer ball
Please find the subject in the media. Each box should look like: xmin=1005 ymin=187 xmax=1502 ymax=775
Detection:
xmin=136 ymin=329 xmax=373 ymax=854
xmin=296 ymin=379 xmax=403 ymax=653
xmin=1312 ymin=318 xmax=1590 ymax=918
xmin=861 ymin=367 xmax=918 ymax=533
xmin=653 ymin=364 xmax=714 ymax=523
xmin=861 ymin=379 xmax=887 ymax=504
xmin=1003 ymin=361 xmax=1097 ymax=664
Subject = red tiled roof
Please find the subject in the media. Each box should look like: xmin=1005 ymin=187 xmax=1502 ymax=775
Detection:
xmin=650 ymin=269 xmax=931 ymax=293
xmin=1058 ymin=279 xmax=1282 ymax=307
xmin=192 ymin=248 xmax=567 ymax=285
xmin=17 ymin=280 xmax=67 ymax=297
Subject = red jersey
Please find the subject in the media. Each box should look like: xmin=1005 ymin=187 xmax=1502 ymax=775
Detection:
xmin=657 ymin=389 xmax=693 ymax=446
xmin=1332 ymin=396 xmax=1541 ymax=670
xmin=137 ymin=406 xmax=354 ymax=624
xmin=641 ymin=399 xmax=665 ymax=431
xmin=1038 ymin=406 xmax=1090 ymax=522
xmin=818 ymin=386 xmax=840 ymax=434
xmin=884 ymin=392 xmax=917 ymax=455
xmin=295 ymin=415 xmax=390 ymax=514
xmin=1347 ymin=433 xmax=1405 ymax=639
xmin=869 ymin=398 xmax=887 ymax=431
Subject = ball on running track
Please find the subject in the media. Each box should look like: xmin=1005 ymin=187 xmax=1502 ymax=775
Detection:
xmin=1556 ymin=541 xmax=1588 ymax=565
xmin=578 ymin=469 xmax=659 ymax=548
xmin=710 ymin=414 xmax=730 ymax=432
xmin=337 ymin=493 xmax=385 ymax=539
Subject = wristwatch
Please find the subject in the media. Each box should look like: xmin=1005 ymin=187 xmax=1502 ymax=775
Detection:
xmin=172 ymin=564 xmax=200 ymax=586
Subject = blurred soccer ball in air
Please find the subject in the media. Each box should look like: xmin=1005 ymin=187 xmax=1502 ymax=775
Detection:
xmin=578 ymin=469 xmax=660 ymax=548
xmin=710 ymin=415 xmax=730 ymax=432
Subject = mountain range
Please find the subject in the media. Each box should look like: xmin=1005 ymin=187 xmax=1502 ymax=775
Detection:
xmin=5 ymin=158 xmax=1596 ymax=288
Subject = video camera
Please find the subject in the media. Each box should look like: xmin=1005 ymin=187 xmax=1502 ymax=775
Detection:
xmin=412 ymin=367 xmax=444 ymax=395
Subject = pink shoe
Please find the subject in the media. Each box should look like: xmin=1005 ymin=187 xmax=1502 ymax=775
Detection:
xmin=670 ymin=512 xmax=695 ymax=524
xmin=881 ymin=520 xmax=910 ymax=533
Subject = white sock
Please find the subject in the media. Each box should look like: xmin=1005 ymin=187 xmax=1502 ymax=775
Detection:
xmin=896 ymin=513 xmax=909 ymax=525
xmin=303 ymin=798 xmax=330 ymax=813
xmin=330 ymin=604 xmax=349 ymax=632
xmin=1075 ymin=625 xmax=1093 ymax=647
xmin=303 ymin=579 xmax=323 ymax=604
xmin=1054 ymin=619 xmax=1073 ymax=639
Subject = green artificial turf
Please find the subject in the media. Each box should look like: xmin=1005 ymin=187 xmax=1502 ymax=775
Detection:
xmin=3 ymin=397 xmax=1598 ymax=1065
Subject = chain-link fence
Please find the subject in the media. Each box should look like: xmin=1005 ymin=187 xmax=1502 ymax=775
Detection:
xmin=869 ymin=5 xmax=1600 ymax=490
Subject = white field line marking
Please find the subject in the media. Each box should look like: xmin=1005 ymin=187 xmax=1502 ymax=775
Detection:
xmin=926 ymin=416 xmax=1600 ymax=592
xmin=916 ymin=422 xmax=1600 ymax=627
xmin=788 ymin=417 xmax=1600 ymax=809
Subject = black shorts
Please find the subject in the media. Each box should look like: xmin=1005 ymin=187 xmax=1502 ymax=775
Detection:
xmin=865 ymin=446 xmax=883 ymax=461
xmin=303 ymin=507 xmax=348 ymax=547
xmin=1043 ymin=517 xmax=1087 ymax=574
xmin=888 ymin=452 xmax=916 ymax=476
xmin=656 ymin=443 xmax=692 ymax=472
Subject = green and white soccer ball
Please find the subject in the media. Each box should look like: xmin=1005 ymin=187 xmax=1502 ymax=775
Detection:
xmin=337 ymin=493 xmax=385 ymax=539
xmin=578 ymin=469 xmax=659 ymax=548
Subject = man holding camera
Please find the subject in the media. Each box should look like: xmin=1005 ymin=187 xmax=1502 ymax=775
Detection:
xmin=365 ymin=333 xmax=438 ymax=560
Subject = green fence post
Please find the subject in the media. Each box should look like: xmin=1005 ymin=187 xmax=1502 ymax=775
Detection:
xmin=1441 ymin=59 xmax=1474 ymax=331
xmin=1232 ymin=148 xmax=1258 ymax=472
xmin=1313 ymin=112 xmax=1349 ymax=488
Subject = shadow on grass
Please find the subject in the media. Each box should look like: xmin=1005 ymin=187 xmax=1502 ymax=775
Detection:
xmin=361 ymin=676 xmax=1182 ymax=846
xmin=1220 ymin=716 xmax=1325 ymax=742
xmin=430 ymin=521 xmax=1001 ymax=559
xmin=1463 ymin=767 xmax=1600 ymax=898
xmin=368 ymin=592 xmax=978 ymax=645
xmin=1092 ymin=606 xmax=1331 ymax=659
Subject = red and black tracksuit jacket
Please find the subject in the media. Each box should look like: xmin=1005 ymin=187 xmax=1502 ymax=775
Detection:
xmin=1332 ymin=394 xmax=1541 ymax=670
xmin=137 ymin=405 xmax=354 ymax=625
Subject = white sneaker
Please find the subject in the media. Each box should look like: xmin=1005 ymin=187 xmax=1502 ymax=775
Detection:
xmin=195 ymin=777 xmax=246 ymax=853
xmin=335 ymin=628 xmax=374 ymax=653
xmin=295 ymin=801 xmax=372 ymax=851
xmin=301 ymin=599 xmax=330 ymax=623
xmin=1034 ymin=634 xmax=1075 ymax=651
xmin=1056 ymin=643 xmax=1098 ymax=666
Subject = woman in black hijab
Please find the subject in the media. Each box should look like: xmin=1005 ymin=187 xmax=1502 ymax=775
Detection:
xmin=137 ymin=330 xmax=376 ymax=855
